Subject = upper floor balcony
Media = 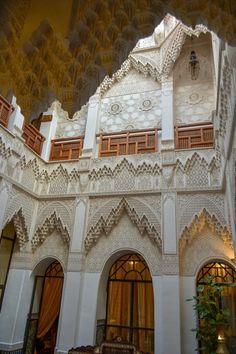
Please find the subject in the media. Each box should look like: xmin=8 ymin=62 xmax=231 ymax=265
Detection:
xmin=0 ymin=94 xmax=214 ymax=164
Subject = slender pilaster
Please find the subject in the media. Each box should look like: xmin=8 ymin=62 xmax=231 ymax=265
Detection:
xmin=40 ymin=103 xmax=59 ymax=161
xmin=82 ymin=92 xmax=100 ymax=157
xmin=161 ymin=76 xmax=174 ymax=147
xmin=56 ymin=198 xmax=88 ymax=353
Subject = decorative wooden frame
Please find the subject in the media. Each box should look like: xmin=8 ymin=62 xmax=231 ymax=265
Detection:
xmin=99 ymin=128 xmax=158 ymax=157
xmin=50 ymin=136 xmax=84 ymax=161
xmin=22 ymin=124 xmax=45 ymax=155
xmin=0 ymin=95 xmax=14 ymax=128
xmin=175 ymin=122 xmax=214 ymax=149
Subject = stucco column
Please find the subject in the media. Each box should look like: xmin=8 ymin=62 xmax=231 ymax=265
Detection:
xmin=56 ymin=198 xmax=88 ymax=353
xmin=40 ymin=103 xmax=59 ymax=161
xmin=160 ymin=275 xmax=181 ymax=354
xmin=76 ymin=272 xmax=100 ymax=346
xmin=180 ymin=276 xmax=197 ymax=354
xmin=0 ymin=264 xmax=33 ymax=351
xmin=82 ymin=92 xmax=100 ymax=157
xmin=158 ymin=192 xmax=181 ymax=354
xmin=56 ymin=267 xmax=84 ymax=354
xmin=161 ymin=76 xmax=174 ymax=149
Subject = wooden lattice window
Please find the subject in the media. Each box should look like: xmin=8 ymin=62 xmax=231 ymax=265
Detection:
xmin=50 ymin=136 xmax=84 ymax=161
xmin=0 ymin=95 xmax=14 ymax=128
xmin=22 ymin=123 xmax=45 ymax=155
xmin=175 ymin=122 xmax=214 ymax=149
xmin=99 ymin=129 xmax=158 ymax=157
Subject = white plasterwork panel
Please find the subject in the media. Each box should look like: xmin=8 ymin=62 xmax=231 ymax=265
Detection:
xmin=177 ymin=193 xmax=226 ymax=238
xmin=85 ymin=213 xmax=161 ymax=275
xmin=180 ymin=226 xmax=234 ymax=276
xmin=32 ymin=230 xmax=69 ymax=271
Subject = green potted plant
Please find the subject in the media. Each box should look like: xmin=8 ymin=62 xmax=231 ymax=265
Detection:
xmin=188 ymin=275 xmax=232 ymax=354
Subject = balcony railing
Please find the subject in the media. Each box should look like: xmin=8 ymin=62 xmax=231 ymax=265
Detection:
xmin=0 ymin=95 xmax=14 ymax=128
xmin=175 ymin=122 xmax=214 ymax=149
xmin=50 ymin=136 xmax=84 ymax=161
xmin=99 ymin=129 xmax=158 ymax=157
xmin=22 ymin=124 xmax=45 ymax=155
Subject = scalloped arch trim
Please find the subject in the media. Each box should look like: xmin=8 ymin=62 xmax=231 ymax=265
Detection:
xmin=179 ymin=208 xmax=232 ymax=253
xmin=31 ymin=212 xmax=70 ymax=251
xmin=84 ymin=197 xmax=161 ymax=253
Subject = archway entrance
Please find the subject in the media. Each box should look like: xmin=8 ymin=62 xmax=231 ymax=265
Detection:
xmin=24 ymin=260 xmax=64 ymax=354
xmin=105 ymin=254 xmax=154 ymax=353
xmin=197 ymin=261 xmax=236 ymax=353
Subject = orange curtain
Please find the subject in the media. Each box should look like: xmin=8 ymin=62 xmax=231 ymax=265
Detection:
xmin=134 ymin=282 xmax=154 ymax=352
xmin=37 ymin=277 xmax=63 ymax=338
xmin=107 ymin=281 xmax=131 ymax=340
xmin=107 ymin=279 xmax=154 ymax=351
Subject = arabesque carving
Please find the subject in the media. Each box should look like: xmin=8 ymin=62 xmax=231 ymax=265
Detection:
xmin=90 ymin=158 xmax=162 ymax=180
xmin=85 ymin=197 xmax=161 ymax=253
xmin=12 ymin=208 xmax=28 ymax=249
xmin=175 ymin=153 xmax=220 ymax=188
xmin=31 ymin=212 xmax=70 ymax=251
xmin=179 ymin=208 xmax=232 ymax=253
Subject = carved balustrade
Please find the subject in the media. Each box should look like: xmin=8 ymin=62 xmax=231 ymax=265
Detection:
xmin=0 ymin=95 xmax=14 ymax=128
xmin=175 ymin=122 xmax=214 ymax=149
xmin=22 ymin=123 xmax=45 ymax=155
xmin=99 ymin=129 xmax=158 ymax=157
xmin=50 ymin=136 xmax=84 ymax=161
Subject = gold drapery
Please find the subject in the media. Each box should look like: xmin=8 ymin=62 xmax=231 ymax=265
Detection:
xmin=37 ymin=277 xmax=63 ymax=339
xmin=107 ymin=279 xmax=154 ymax=352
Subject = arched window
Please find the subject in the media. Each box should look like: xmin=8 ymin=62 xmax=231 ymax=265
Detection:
xmin=0 ymin=221 xmax=16 ymax=310
xmin=106 ymin=254 xmax=154 ymax=353
xmin=197 ymin=261 xmax=236 ymax=353
xmin=24 ymin=260 xmax=64 ymax=354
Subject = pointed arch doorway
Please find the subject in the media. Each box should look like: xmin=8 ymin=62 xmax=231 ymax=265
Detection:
xmin=24 ymin=260 xmax=64 ymax=354
xmin=105 ymin=254 xmax=154 ymax=353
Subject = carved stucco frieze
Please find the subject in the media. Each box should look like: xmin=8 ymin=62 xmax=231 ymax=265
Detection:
xmin=179 ymin=208 xmax=232 ymax=254
xmin=177 ymin=193 xmax=227 ymax=241
xmin=85 ymin=196 xmax=162 ymax=253
xmin=3 ymin=187 xmax=35 ymax=248
xmin=85 ymin=213 xmax=161 ymax=275
xmin=180 ymin=226 xmax=234 ymax=277
xmin=31 ymin=200 xmax=75 ymax=251
xmin=32 ymin=230 xmax=69 ymax=271
xmin=90 ymin=157 xmax=162 ymax=193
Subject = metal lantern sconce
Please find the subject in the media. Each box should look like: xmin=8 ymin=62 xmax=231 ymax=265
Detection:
xmin=189 ymin=50 xmax=200 ymax=80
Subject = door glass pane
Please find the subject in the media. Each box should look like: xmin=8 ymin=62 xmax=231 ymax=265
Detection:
xmin=107 ymin=282 xmax=131 ymax=326
xmin=133 ymin=283 xmax=154 ymax=328
xmin=106 ymin=254 xmax=154 ymax=353
xmin=0 ymin=238 xmax=13 ymax=283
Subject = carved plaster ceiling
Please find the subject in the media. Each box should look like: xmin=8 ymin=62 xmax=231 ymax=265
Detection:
xmin=0 ymin=0 xmax=236 ymax=120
